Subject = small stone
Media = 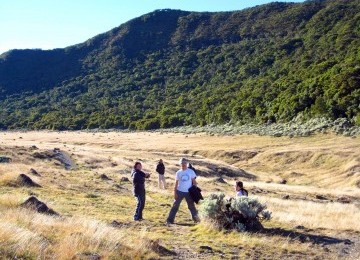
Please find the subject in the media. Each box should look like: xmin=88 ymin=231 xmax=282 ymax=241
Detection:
xmin=295 ymin=225 xmax=305 ymax=230
xmin=315 ymin=195 xmax=327 ymax=200
xmin=279 ymin=179 xmax=287 ymax=184
xmin=100 ymin=174 xmax=111 ymax=180
xmin=29 ymin=168 xmax=41 ymax=176
xmin=344 ymin=239 xmax=352 ymax=245
xmin=282 ymin=195 xmax=290 ymax=200
xmin=199 ymin=245 xmax=213 ymax=251
xmin=113 ymin=184 xmax=123 ymax=189
xmin=110 ymin=220 xmax=122 ymax=228
xmin=215 ymin=177 xmax=226 ymax=183
xmin=337 ymin=196 xmax=351 ymax=204
xmin=75 ymin=252 xmax=101 ymax=260
xmin=120 ymin=177 xmax=130 ymax=182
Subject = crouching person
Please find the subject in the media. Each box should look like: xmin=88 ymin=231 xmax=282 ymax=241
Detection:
xmin=131 ymin=161 xmax=151 ymax=221
xmin=166 ymin=158 xmax=200 ymax=225
xmin=235 ymin=181 xmax=248 ymax=197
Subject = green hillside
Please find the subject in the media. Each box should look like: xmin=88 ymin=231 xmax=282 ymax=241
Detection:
xmin=0 ymin=0 xmax=359 ymax=130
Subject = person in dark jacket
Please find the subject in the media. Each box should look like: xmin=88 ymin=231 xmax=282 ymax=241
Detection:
xmin=188 ymin=163 xmax=197 ymax=175
xmin=131 ymin=161 xmax=151 ymax=221
xmin=156 ymin=159 xmax=166 ymax=189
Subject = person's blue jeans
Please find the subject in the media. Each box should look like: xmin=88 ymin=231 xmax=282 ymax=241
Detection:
xmin=134 ymin=191 xmax=146 ymax=220
xmin=167 ymin=190 xmax=198 ymax=223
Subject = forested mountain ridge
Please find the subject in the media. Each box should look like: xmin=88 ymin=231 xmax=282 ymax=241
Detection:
xmin=0 ymin=0 xmax=359 ymax=130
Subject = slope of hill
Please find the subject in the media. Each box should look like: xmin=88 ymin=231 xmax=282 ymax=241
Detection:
xmin=0 ymin=0 xmax=359 ymax=130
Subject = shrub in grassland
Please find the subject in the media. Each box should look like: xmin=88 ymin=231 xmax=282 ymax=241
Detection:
xmin=200 ymin=193 xmax=271 ymax=232
xmin=355 ymin=113 xmax=360 ymax=126
xmin=156 ymin=117 xmax=360 ymax=136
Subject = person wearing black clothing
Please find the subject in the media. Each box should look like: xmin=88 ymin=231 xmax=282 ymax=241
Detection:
xmin=131 ymin=161 xmax=151 ymax=221
xmin=188 ymin=163 xmax=197 ymax=175
xmin=156 ymin=159 xmax=166 ymax=189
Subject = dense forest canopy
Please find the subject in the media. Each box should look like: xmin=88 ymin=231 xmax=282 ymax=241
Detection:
xmin=0 ymin=0 xmax=359 ymax=130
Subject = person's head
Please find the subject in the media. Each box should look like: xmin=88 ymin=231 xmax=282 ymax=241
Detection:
xmin=159 ymin=159 xmax=163 ymax=163
xmin=179 ymin=157 xmax=189 ymax=170
xmin=134 ymin=161 xmax=142 ymax=171
xmin=235 ymin=181 xmax=243 ymax=191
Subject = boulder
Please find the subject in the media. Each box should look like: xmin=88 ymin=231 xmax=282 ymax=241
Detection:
xmin=21 ymin=196 xmax=58 ymax=215
xmin=33 ymin=149 xmax=76 ymax=170
xmin=17 ymin=174 xmax=41 ymax=187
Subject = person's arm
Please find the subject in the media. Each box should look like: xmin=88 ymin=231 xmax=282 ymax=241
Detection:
xmin=191 ymin=177 xmax=197 ymax=186
xmin=191 ymin=170 xmax=197 ymax=186
xmin=174 ymin=180 xmax=179 ymax=200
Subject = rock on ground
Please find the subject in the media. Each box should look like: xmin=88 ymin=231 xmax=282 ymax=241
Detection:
xmin=21 ymin=196 xmax=58 ymax=215
xmin=16 ymin=174 xmax=41 ymax=187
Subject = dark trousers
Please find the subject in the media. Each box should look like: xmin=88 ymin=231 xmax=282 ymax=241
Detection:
xmin=167 ymin=190 xmax=198 ymax=223
xmin=134 ymin=192 xmax=146 ymax=220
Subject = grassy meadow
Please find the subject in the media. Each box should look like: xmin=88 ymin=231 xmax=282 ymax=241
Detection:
xmin=0 ymin=131 xmax=359 ymax=259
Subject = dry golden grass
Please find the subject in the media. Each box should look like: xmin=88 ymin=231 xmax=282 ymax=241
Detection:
xmin=1 ymin=131 xmax=358 ymax=188
xmin=258 ymin=196 xmax=360 ymax=231
xmin=0 ymin=130 xmax=359 ymax=259
xmin=0 ymin=208 xmax=149 ymax=259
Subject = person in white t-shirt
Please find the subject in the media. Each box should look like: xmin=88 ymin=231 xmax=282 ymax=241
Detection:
xmin=166 ymin=157 xmax=200 ymax=225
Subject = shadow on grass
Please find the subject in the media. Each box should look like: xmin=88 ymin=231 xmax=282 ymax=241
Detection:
xmin=263 ymin=227 xmax=353 ymax=246
xmin=176 ymin=222 xmax=196 ymax=227
xmin=195 ymin=160 xmax=256 ymax=179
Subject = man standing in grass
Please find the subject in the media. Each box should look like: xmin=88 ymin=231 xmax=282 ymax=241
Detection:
xmin=156 ymin=159 xmax=166 ymax=189
xmin=166 ymin=158 xmax=200 ymax=225
xmin=131 ymin=161 xmax=151 ymax=221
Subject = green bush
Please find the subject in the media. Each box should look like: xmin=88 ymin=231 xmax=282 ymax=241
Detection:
xmin=200 ymin=193 xmax=271 ymax=232
xmin=355 ymin=113 xmax=360 ymax=126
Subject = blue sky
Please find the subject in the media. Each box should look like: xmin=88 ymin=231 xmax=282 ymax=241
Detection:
xmin=0 ymin=0 xmax=305 ymax=54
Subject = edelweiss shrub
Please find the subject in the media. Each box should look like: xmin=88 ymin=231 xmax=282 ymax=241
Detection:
xmin=200 ymin=193 xmax=271 ymax=232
